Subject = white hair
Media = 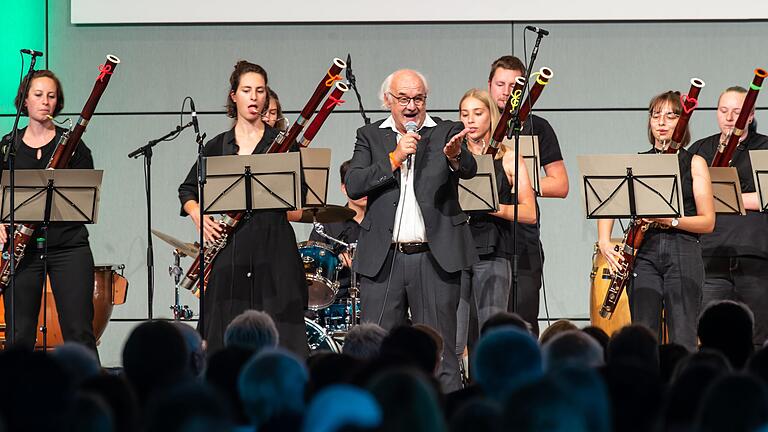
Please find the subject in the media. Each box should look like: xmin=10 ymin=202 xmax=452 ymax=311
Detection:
xmin=224 ymin=309 xmax=279 ymax=352
xmin=379 ymin=69 xmax=430 ymax=109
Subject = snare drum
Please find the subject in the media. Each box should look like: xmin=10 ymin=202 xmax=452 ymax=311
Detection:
xmin=298 ymin=241 xmax=341 ymax=310
xmin=305 ymin=318 xmax=340 ymax=353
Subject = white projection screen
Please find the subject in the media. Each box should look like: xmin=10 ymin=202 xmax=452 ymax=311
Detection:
xmin=71 ymin=0 xmax=768 ymax=24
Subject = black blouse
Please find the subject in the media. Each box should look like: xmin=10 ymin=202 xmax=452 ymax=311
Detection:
xmin=468 ymin=157 xmax=515 ymax=258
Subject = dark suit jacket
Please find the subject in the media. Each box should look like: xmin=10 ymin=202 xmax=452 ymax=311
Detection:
xmin=345 ymin=117 xmax=479 ymax=277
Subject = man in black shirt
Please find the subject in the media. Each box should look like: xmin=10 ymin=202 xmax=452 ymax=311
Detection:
xmin=308 ymin=159 xmax=366 ymax=297
xmin=487 ymin=56 xmax=569 ymax=334
xmin=689 ymin=86 xmax=768 ymax=346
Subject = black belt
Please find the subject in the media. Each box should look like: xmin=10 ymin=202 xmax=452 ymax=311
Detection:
xmin=392 ymin=242 xmax=429 ymax=254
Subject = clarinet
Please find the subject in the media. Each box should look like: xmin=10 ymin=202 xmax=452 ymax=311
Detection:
xmin=0 ymin=54 xmax=120 ymax=293
xmin=599 ymin=78 xmax=704 ymax=318
xmin=179 ymin=60 xmax=348 ymax=295
xmin=485 ymin=67 xmax=553 ymax=156
xmin=712 ymin=68 xmax=767 ymax=167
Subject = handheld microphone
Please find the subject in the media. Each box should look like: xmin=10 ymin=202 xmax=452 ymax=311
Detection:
xmin=189 ymin=98 xmax=200 ymax=136
xmin=525 ymin=26 xmax=549 ymax=36
xmin=404 ymin=121 xmax=418 ymax=165
xmin=20 ymin=49 xmax=44 ymax=57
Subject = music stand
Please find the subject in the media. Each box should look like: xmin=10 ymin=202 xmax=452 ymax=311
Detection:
xmin=203 ymin=152 xmax=302 ymax=214
xmin=459 ymin=154 xmax=499 ymax=212
xmin=577 ymin=154 xmax=682 ymax=219
xmin=300 ymin=148 xmax=331 ymax=207
xmin=502 ymin=135 xmax=541 ymax=195
xmin=1 ymin=169 xmax=102 ymax=351
xmin=708 ymin=167 xmax=745 ymax=215
xmin=749 ymin=150 xmax=768 ymax=212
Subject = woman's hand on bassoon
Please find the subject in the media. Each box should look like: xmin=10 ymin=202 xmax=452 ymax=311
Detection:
xmin=0 ymin=224 xmax=6 ymax=248
xmin=190 ymin=212 xmax=223 ymax=243
xmin=598 ymin=239 xmax=623 ymax=274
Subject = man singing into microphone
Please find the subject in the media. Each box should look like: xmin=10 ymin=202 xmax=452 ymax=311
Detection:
xmin=345 ymin=69 xmax=477 ymax=391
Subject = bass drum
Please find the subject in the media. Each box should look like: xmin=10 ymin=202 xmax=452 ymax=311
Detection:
xmin=589 ymin=240 xmax=631 ymax=336
xmin=305 ymin=318 xmax=341 ymax=353
xmin=0 ymin=264 xmax=128 ymax=348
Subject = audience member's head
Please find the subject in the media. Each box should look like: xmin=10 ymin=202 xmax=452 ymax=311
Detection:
xmin=448 ymin=397 xmax=504 ymax=432
xmin=413 ymin=323 xmax=444 ymax=372
xmin=306 ymin=353 xmax=363 ymax=398
xmin=504 ymin=375 xmax=590 ymax=432
xmin=698 ymin=300 xmax=755 ymax=369
xmin=52 ymin=342 xmax=101 ymax=387
xmin=581 ymin=326 xmax=610 ymax=362
xmin=659 ymin=343 xmax=690 ymax=384
xmin=662 ymin=351 xmax=731 ymax=432
xmin=122 ymin=320 xmax=190 ymax=404
xmin=144 ymin=382 xmax=232 ymax=432
xmin=224 ymin=309 xmax=279 ymax=353
xmin=205 ymin=345 xmax=256 ymax=425
xmin=379 ymin=325 xmax=440 ymax=376
xmin=481 ymin=311 xmax=531 ymax=335
xmin=238 ymin=348 xmax=308 ymax=428
xmin=550 ymin=367 xmax=611 ymax=432
xmin=0 ymin=347 xmax=74 ymax=432
xmin=80 ymin=374 xmax=139 ymax=432
xmin=473 ymin=327 xmax=543 ymax=400
xmin=303 ymin=385 xmax=382 ymax=432
xmin=172 ymin=322 xmax=206 ymax=378
xmin=539 ymin=320 xmax=578 ymax=345
xmin=342 ymin=323 xmax=387 ymax=361
xmin=368 ymin=368 xmax=446 ymax=432
xmin=607 ymin=324 xmax=659 ymax=372
xmin=695 ymin=373 xmax=768 ymax=432
xmin=66 ymin=393 xmax=114 ymax=432
xmin=542 ymin=330 xmax=604 ymax=371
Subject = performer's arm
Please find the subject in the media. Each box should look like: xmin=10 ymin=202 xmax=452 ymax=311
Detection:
xmin=648 ymin=155 xmax=715 ymax=234
xmin=597 ymin=219 xmax=622 ymax=273
xmin=492 ymin=151 xmax=536 ymax=224
xmin=540 ymin=159 xmax=569 ymax=198
xmin=345 ymin=129 xmax=397 ymax=199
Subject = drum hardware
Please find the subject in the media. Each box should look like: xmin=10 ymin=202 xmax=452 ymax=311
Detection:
xmin=305 ymin=317 xmax=341 ymax=353
xmin=169 ymin=250 xmax=193 ymax=320
xmin=298 ymin=241 xmax=342 ymax=310
xmin=151 ymin=229 xmax=199 ymax=258
xmin=310 ymin=225 xmax=361 ymax=330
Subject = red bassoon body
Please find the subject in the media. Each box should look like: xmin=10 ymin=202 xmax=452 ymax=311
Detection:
xmin=179 ymin=60 xmax=348 ymax=295
xmin=599 ymin=78 xmax=705 ymax=318
xmin=712 ymin=68 xmax=767 ymax=167
xmin=0 ymin=55 xmax=120 ymax=292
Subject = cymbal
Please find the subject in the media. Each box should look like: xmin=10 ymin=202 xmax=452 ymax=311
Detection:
xmin=297 ymin=205 xmax=356 ymax=224
xmin=151 ymin=229 xmax=199 ymax=258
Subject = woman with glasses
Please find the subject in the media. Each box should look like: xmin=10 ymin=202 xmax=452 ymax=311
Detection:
xmin=455 ymin=89 xmax=537 ymax=360
xmin=597 ymin=91 xmax=714 ymax=350
xmin=262 ymin=87 xmax=288 ymax=132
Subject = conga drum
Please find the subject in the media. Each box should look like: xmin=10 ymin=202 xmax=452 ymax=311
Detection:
xmin=0 ymin=264 xmax=128 ymax=348
xmin=589 ymin=240 xmax=631 ymax=336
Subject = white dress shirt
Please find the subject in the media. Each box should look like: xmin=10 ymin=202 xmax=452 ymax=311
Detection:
xmin=380 ymin=114 xmax=437 ymax=243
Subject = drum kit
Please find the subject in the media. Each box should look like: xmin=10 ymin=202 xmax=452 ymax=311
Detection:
xmin=153 ymin=204 xmax=361 ymax=352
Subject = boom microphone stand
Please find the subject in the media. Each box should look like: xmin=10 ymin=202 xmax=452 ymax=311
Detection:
xmin=507 ymin=28 xmax=546 ymax=317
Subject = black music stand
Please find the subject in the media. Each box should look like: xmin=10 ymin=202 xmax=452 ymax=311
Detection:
xmin=578 ymin=154 xmax=682 ymax=220
xmin=502 ymin=135 xmax=542 ymax=196
xmin=459 ymin=154 xmax=499 ymax=212
xmin=749 ymin=150 xmax=768 ymax=212
xmin=708 ymin=167 xmax=745 ymax=215
xmin=300 ymin=148 xmax=331 ymax=207
xmin=1 ymin=169 xmax=102 ymax=351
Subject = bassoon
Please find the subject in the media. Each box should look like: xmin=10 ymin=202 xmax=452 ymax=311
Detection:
xmin=179 ymin=60 xmax=348 ymax=295
xmin=0 ymin=54 xmax=120 ymax=293
xmin=712 ymin=68 xmax=767 ymax=167
xmin=599 ymin=78 xmax=705 ymax=318
xmin=485 ymin=67 xmax=553 ymax=156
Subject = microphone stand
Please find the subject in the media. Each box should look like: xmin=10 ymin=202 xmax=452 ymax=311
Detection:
xmin=1 ymin=54 xmax=39 ymax=345
xmin=345 ymin=54 xmax=371 ymax=126
xmin=507 ymin=31 xmax=545 ymax=316
xmin=128 ymin=121 xmax=193 ymax=320
xmin=195 ymin=128 xmax=207 ymax=335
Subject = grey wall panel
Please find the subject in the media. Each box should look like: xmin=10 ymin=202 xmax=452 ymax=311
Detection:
xmin=513 ymin=22 xmax=768 ymax=110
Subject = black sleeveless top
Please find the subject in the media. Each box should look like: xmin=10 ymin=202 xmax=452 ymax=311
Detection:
xmin=468 ymin=157 xmax=515 ymax=258
xmin=640 ymin=148 xmax=698 ymax=236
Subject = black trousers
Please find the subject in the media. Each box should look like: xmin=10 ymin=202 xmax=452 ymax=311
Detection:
xmin=702 ymin=255 xmax=768 ymax=346
xmin=508 ymin=243 xmax=543 ymax=335
xmin=628 ymin=232 xmax=703 ymax=351
xmin=359 ymin=247 xmax=462 ymax=392
xmin=3 ymin=245 xmax=96 ymax=353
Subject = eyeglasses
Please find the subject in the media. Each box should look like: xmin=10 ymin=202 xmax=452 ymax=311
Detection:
xmin=650 ymin=111 xmax=681 ymax=122
xmin=388 ymin=92 xmax=427 ymax=107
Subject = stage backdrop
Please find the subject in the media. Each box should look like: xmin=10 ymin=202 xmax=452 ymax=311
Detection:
xmin=0 ymin=1 xmax=765 ymax=366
